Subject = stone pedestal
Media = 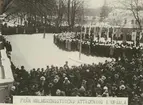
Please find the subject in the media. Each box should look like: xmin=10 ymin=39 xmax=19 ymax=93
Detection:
xmin=0 ymin=15 xmax=14 ymax=103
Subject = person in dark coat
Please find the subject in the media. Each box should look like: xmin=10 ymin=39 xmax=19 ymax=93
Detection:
xmin=8 ymin=42 xmax=12 ymax=52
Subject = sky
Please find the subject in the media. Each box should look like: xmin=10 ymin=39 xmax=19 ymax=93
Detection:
xmin=86 ymin=0 xmax=117 ymax=9
xmin=87 ymin=0 xmax=105 ymax=8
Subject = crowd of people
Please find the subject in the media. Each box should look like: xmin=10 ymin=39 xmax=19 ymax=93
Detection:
xmin=0 ymin=36 xmax=12 ymax=51
xmin=0 ymin=36 xmax=12 ymax=59
xmin=1 ymin=34 xmax=143 ymax=105
xmin=54 ymin=33 xmax=143 ymax=61
xmin=9 ymin=55 xmax=143 ymax=105
xmin=1 ymin=23 xmax=77 ymax=35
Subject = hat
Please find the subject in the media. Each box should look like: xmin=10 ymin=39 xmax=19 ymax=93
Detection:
xmin=16 ymin=82 xmax=20 ymax=86
xmin=82 ymin=80 xmax=87 ymax=84
xmin=121 ymin=67 xmax=125 ymax=71
xmin=103 ymin=86 xmax=108 ymax=90
xmin=35 ymin=91 xmax=41 ymax=96
xmin=86 ymin=69 xmax=90 ymax=72
xmin=112 ymin=85 xmax=117 ymax=90
xmin=53 ymin=78 xmax=59 ymax=83
xmin=79 ymin=86 xmax=86 ymax=93
xmin=11 ymin=86 xmax=16 ymax=91
xmin=97 ymin=95 xmax=102 ymax=97
xmin=55 ymin=75 xmax=60 ymax=79
xmin=60 ymin=91 xmax=66 ymax=96
xmin=102 ymin=75 xmax=106 ymax=80
xmin=119 ymin=85 xmax=126 ymax=90
xmin=73 ymin=88 xmax=78 ymax=92
xmin=40 ymin=76 xmax=45 ymax=81
xmin=102 ymin=93 xmax=107 ymax=97
xmin=21 ymin=66 xmax=24 ymax=69
xmin=114 ymin=74 xmax=119 ymax=79
xmin=65 ymin=77 xmax=68 ymax=80
xmin=120 ymin=80 xmax=125 ymax=84
xmin=48 ymin=83 xmax=53 ymax=88
xmin=140 ymin=75 xmax=143 ymax=78
xmin=97 ymin=84 xmax=101 ymax=88
xmin=141 ymin=93 xmax=143 ymax=97
xmin=56 ymin=89 xmax=61 ymax=96
xmin=63 ymin=73 xmax=66 ymax=77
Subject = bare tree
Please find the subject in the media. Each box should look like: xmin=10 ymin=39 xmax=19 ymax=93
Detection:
xmin=118 ymin=0 xmax=143 ymax=30
xmin=67 ymin=0 xmax=71 ymax=27
xmin=65 ymin=0 xmax=84 ymax=31
xmin=55 ymin=0 xmax=66 ymax=32
xmin=116 ymin=0 xmax=143 ymax=46
xmin=130 ymin=0 xmax=143 ymax=30
xmin=4 ymin=0 xmax=85 ymax=33
xmin=5 ymin=0 xmax=57 ymax=26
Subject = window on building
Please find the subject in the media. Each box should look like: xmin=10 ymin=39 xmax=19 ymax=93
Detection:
xmin=131 ymin=20 xmax=134 ymax=24
xmin=136 ymin=20 xmax=138 ymax=24
xmin=124 ymin=19 xmax=127 ymax=24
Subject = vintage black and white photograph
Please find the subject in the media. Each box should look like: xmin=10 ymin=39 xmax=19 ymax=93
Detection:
xmin=0 ymin=0 xmax=143 ymax=104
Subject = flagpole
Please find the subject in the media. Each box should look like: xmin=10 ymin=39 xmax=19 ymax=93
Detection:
xmin=79 ymin=2 xmax=84 ymax=60
xmin=79 ymin=26 xmax=82 ymax=60
xmin=43 ymin=26 xmax=46 ymax=39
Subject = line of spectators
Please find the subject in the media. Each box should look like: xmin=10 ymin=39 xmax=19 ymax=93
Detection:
xmin=0 ymin=36 xmax=12 ymax=51
xmin=7 ymin=54 xmax=143 ymax=105
xmin=0 ymin=36 xmax=12 ymax=59
xmin=54 ymin=34 xmax=143 ymax=61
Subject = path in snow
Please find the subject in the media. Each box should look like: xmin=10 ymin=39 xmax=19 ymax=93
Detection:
xmin=6 ymin=34 xmax=111 ymax=71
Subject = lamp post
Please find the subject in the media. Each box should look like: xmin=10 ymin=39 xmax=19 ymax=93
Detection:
xmin=79 ymin=28 xmax=82 ymax=60
xmin=43 ymin=25 xmax=46 ymax=39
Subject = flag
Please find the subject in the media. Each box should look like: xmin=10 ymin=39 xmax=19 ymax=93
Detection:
xmin=99 ymin=27 xmax=102 ymax=40
xmin=140 ymin=31 xmax=143 ymax=43
xmin=84 ymin=26 xmax=86 ymax=34
xmin=122 ymin=34 xmax=126 ymax=43
xmin=83 ymin=26 xmax=86 ymax=39
xmin=116 ymin=28 xmax=121 ymax=38
xmin=132 ymin=31 xmax=136 ymax=41
xmin=136 ymin=31 xmax=140 ymax=46
xmin=111 ymin=27 xmax=114 ymax=42
xmin=88 ymin=26 xmax=91 ymax=36
xmin=140 ymin=31 xmax=143 ymax=40
xmin=107 ymin=27 xmax=110 ymax=40
xmin=93 ymin=27 xmax=96 ymax=41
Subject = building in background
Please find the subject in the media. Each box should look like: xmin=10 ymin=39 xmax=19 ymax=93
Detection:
xmin=105 ymin=9 xmax=143 ymax=29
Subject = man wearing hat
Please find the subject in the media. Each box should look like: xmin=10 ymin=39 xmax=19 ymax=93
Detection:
xmin=63 ymin=77 xmax=73 ymax=96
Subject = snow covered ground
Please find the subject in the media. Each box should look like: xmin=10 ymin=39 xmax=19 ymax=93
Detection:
xmin=6 ymin=34 xmax=111 ymax=71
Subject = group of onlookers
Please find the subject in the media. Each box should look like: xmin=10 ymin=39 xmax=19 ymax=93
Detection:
xmin=54 ymin=34 xmax=143 ymax=61
xmin=1 ymin=34 xmax=143 ymax=105
xmin=5 ymin=54 xmax=142 ymax=105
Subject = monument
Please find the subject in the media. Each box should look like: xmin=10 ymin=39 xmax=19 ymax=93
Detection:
xmin=0 ymin=0 xmax=14 ymax=102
